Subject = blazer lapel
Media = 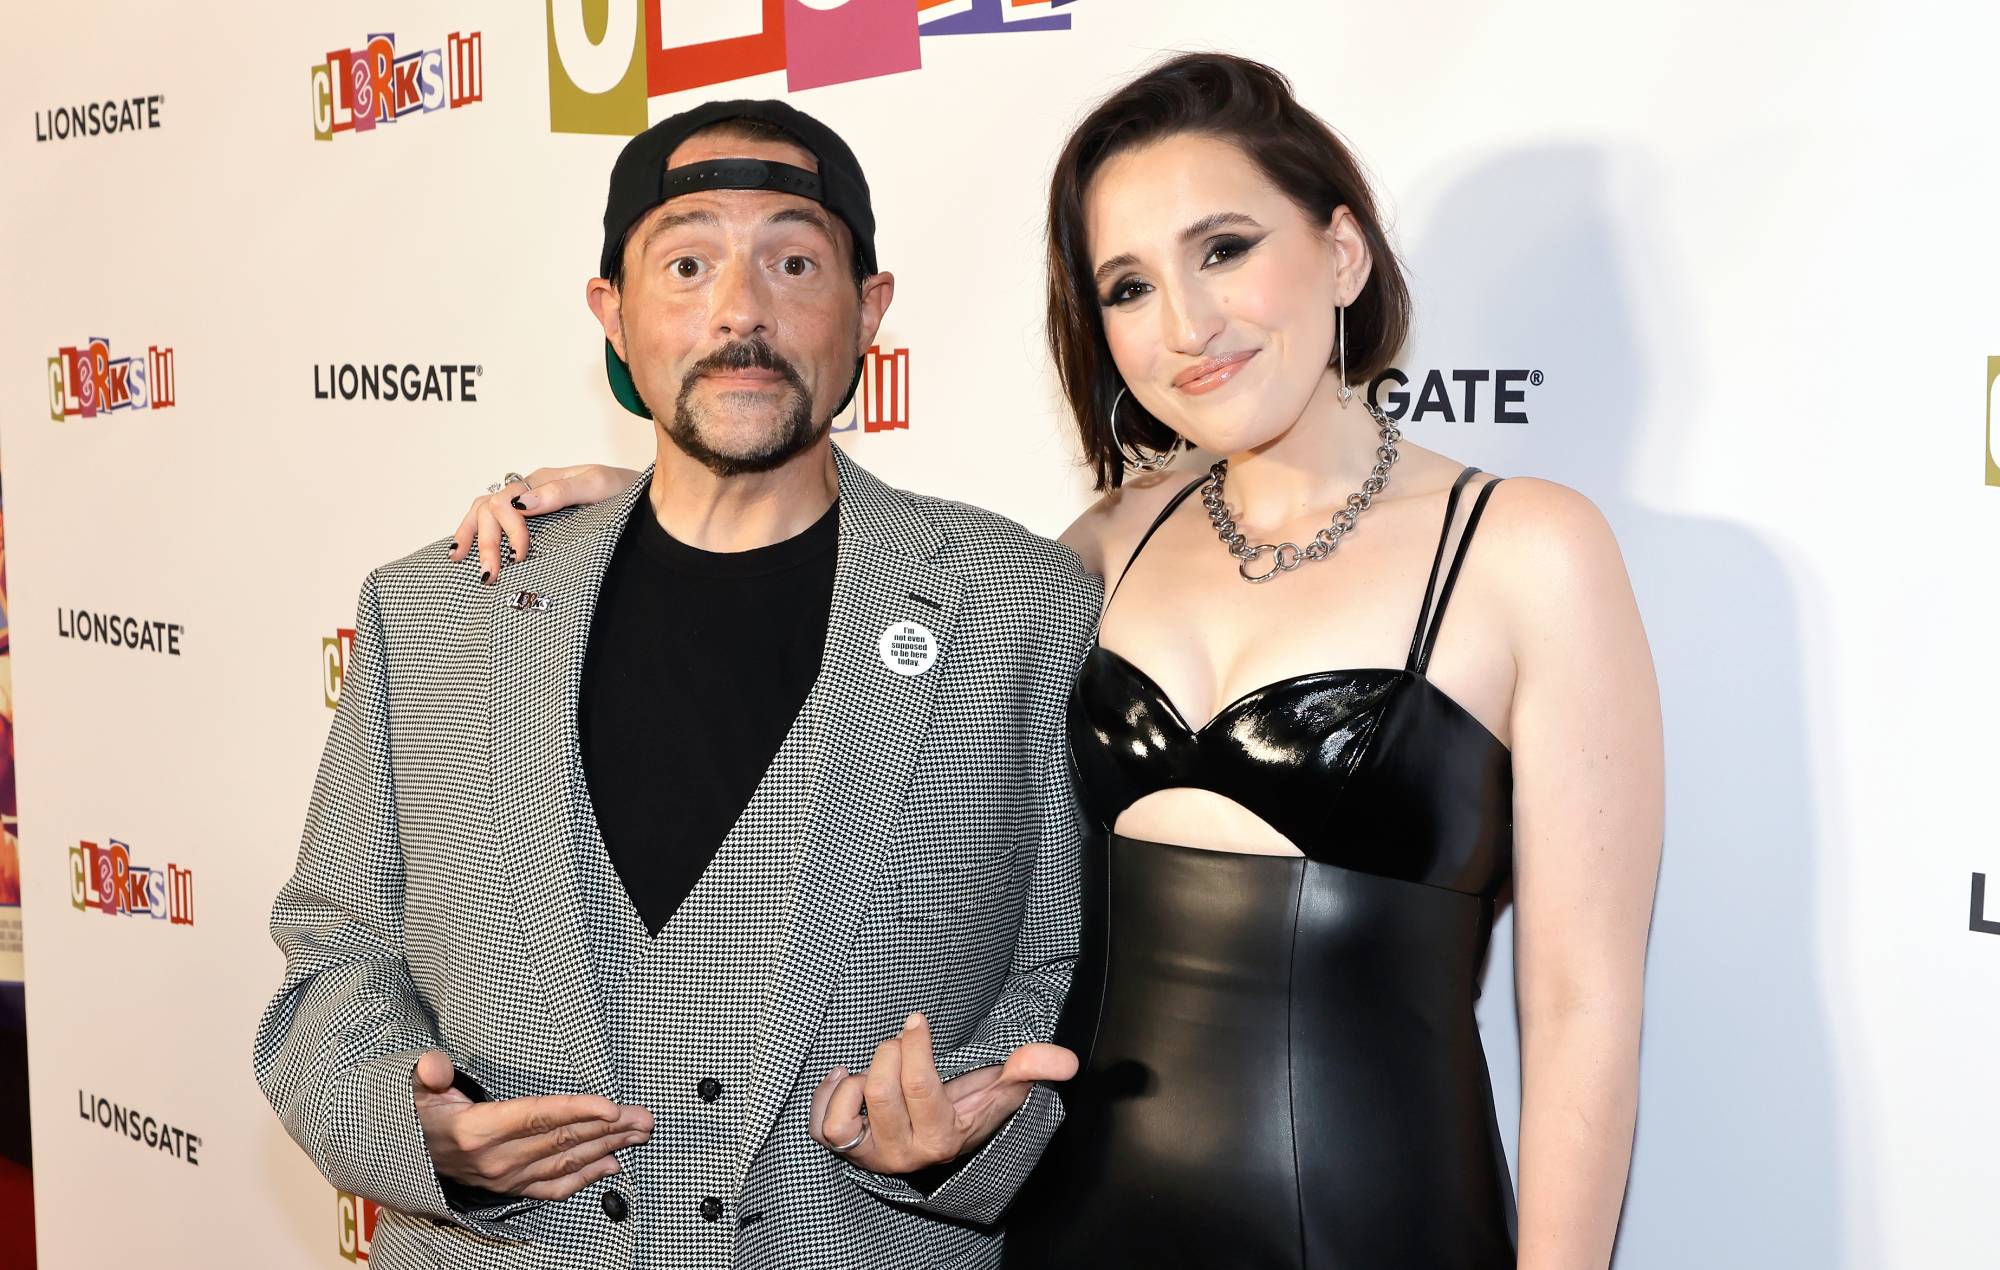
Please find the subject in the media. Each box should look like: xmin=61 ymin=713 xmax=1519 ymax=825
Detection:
xmin=487 ymin=470 xmax=654 ymax=1102
xmin=736 ymin=445 xmax=965 ymax=1182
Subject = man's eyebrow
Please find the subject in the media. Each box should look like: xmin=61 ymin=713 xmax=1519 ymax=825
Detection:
xmin=641 ymin=208 xmax=719 ymax=253
xmin=765 ymin=205 xmax=839 ymax=242
xmin=1092 ymin=211 xmax=1264 ymax=286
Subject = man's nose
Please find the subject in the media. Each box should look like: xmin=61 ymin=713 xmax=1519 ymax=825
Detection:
xmin=711 ymin=257 xmax=773 ymax=339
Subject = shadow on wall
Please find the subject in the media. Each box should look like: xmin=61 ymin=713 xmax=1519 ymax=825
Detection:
xmin=1412 ymin=145 xmax=1855 ymax=1268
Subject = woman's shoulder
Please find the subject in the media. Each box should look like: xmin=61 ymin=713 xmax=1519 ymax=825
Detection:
xmin=1466 ymin=474 xmax=1633 ymax=626
xmin=1057 ymin=463 xmax=1208 ymax=581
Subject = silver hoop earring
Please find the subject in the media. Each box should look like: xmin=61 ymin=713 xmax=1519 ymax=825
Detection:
xmin=1110 ymin=386 xmax=1184 ymax=473
xmin=1336 ymin=303 xmax=1354 ymax=403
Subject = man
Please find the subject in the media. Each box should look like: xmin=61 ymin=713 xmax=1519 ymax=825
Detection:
xmin=254 ymin=100 xmax=1099 ymax=1269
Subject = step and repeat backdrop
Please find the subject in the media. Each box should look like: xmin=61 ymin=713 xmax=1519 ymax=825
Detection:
xmin=1 ymin=1 xmax=1995 ymax=1266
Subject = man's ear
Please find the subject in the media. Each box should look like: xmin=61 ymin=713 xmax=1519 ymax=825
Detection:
xmin=586 ymin=278 xmax=626 ymax=360
xmin=856 ymin=271 xmax=896 ymax=354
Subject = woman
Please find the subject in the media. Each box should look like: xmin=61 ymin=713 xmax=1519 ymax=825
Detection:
xmin=454 ymin=53 xmax=1661 ymax=1270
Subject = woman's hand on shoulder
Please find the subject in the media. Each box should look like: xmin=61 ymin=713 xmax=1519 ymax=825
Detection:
xmin=447 ymin=464 xmax=642 ymax=584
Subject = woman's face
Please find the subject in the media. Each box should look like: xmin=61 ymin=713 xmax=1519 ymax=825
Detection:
xmin=1085 ymin=132 xmax=1367 ymax=457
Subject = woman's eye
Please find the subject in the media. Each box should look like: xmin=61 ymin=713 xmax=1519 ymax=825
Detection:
xmin=1104 ymin=279 xmax=1151 ymax=307
xmin=781 ymin=255 xmax=814 ymax=276
xmin=1203 ymin=235 xmax=1256 ymax=268
xmin=671 ymin=257 xmax=703 ymax=279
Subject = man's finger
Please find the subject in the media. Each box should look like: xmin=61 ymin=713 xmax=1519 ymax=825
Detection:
xmin=817 ymin=1073 xmax=868 ymax=1154
xmin=861 ymin=1036 xmax=909 ymax=1154
xmin=498 ymin=1126 xmax=648 ymax=1188
xmin=413 ymin=1050 xmax=457 ymax=1096
xmin=998 ymin=1042 xmax=1079 ymax=1086
xmin=517 ymin=1153 xmax=622 ymax=1201
xmin=458 ymin=1093 xmax=628 ymax=1150
xmin=480 ymin=1114 xmax=638 ymax=1180
xmin=808 ymin=1066 xmax=849 ymax=1142
xmin=896 ymin=1013 xmax=954 ymax=1145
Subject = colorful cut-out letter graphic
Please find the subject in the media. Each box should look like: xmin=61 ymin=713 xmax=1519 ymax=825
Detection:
xmin=547 ymin=0 xmax=1084 ymax=135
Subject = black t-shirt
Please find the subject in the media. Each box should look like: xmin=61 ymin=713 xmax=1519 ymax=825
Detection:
xmin=579 ymin=482 xmax=838 ymax=935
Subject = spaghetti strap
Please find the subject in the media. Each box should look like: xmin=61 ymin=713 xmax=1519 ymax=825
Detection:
xmin=1405 ymin=468 xmax=1482 ymax=671
xmin=1107 ymin=475 xmax=1207 ymax=603
xmin=1412 ymin=476 xmax=1505 ymax=676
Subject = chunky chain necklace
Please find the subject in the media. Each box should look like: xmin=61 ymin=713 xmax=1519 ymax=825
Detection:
xmin=1200 ymin=401 xmax=1403 ymax=583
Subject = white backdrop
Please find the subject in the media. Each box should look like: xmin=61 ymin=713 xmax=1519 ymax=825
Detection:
xmin=2 ymin=1 xmax=1996 ymax=1265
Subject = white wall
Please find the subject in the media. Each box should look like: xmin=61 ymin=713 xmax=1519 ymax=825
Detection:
xmin=2 ymin=2 xmax=1995 ymax=1265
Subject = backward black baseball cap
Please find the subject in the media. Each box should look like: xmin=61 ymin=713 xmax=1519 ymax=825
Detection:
xmin=598 ymin=98 xmax=878 ymax=419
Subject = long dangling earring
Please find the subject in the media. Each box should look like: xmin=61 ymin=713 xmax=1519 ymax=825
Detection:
xmin=1110 ymin=386 xmax=1185 ymax=473
xmin=1336 ymin=302 xmax=1354 ymax=403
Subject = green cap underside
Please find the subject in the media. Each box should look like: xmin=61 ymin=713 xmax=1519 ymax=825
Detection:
xmin=605 ymin=340 xmax=651 ymax=419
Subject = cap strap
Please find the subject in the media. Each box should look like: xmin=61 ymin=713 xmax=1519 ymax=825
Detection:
xmin=660 ymin=158 xmax=824 ymax=203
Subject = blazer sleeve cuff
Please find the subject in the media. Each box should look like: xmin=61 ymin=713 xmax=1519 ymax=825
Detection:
xmin=843 ymin=1081 xmax=1065 ymax=1227
xmin=325 ymin=1047 xmax=540 ymax=1237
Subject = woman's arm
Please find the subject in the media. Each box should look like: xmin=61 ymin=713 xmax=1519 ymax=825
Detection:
xmin=446 ymin=464 xmax=641 ymax=584
xmin=1499 ymin=479 xmax=1664 ymax=1270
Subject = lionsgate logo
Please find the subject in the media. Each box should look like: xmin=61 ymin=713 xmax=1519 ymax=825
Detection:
xmin=314 ymin=362 xmax=481 ymax=403
xmin=48 ymin=338 xmax=177 ymax=420
xmin=1972 ymin=873 xmax=1999 ymax=935
xmin=324 ymin=626 xmax=356 ymax=710
xmin=337 ymin=1189 xmax=382 ymax=1263
xmin=70 ymin=838 xmax=195 ymax=925
xmin=78 ymin=1091 xmax=201 ymax=1166
xmin=57 ymin=606 xmax=184 ymax=655
xmin=1367 ymin=367 xmax=1545 ymax=425
xmin=34 ymin=94 xmax=163 ymax=142
xmin=312 ymin=30 xmax=484 ymax=139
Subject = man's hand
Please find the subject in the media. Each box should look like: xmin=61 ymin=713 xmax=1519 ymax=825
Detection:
xmin=806 ymin=1013 xmax=1077 ymax=1176
xmin=413 ymin=1050 xmax=654 ymax=1201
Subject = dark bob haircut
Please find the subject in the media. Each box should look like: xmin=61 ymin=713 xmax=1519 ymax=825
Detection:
xmin=1046 ymin=52 xmax=1412 ymax=491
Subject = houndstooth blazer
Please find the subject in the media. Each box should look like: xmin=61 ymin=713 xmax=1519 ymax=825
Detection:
xmin=254 ymin=445 xmax=1102 ymax=1270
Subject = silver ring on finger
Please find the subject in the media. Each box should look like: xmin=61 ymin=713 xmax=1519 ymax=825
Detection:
xmin=504 ymin=470 xmax=529 ymax=490
xmin=830 ymin=1121 xmax=869 ymax=1153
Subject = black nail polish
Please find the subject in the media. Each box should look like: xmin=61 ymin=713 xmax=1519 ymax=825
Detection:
xmin=480 ymin=570 xmax=491 ymax=585
xmin=510 ymin=497 xmax=527 ymax=511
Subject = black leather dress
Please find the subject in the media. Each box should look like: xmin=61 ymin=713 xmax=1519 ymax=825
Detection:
xmin=1006 ymin=468 xmax=1517 ymax=1269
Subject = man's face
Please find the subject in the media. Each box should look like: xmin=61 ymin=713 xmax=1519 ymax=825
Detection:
xmin=593 ymin=133 xmax=889 ymax=475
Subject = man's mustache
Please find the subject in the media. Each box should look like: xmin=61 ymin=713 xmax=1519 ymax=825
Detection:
xmin=688 ymin=337 xmax=807 ymax=389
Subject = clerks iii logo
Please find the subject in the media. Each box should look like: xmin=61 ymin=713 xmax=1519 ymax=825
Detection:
xmin=48 ymin=338 xmax=176 ymax=420
xmin=1367 ymin=368 xmax=1544 ymax=425
xmin=547 ymin=0 xmax=1090 ymax=135
xmin=312 ymin=30 xmax=484 ymax=139
xmin=338 ymin=1189 xmax=382 ymax=1262
xmin=34 ymin=94 xmax=162 ymax=142
xmin=833 ymin=345 xmax=908 ymax=435
xmin=69 ymin=838 xmax=194 ymax=926
xmin=324 ymin=627 xmax=356 ymax=710
xmin=1984 ymin=356 xmax=1998 ymax=487
xmin=314 ymin=363 xmax=481 ymax=403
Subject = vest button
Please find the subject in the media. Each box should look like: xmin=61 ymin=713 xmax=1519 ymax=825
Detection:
xmin=601 ymin=1190 xmax=629 ymax=1222
xmin=699 ymin=1196 xmax=723 ymax=1223
xmin=697 ymin=1077 xmax=723 ymax=1103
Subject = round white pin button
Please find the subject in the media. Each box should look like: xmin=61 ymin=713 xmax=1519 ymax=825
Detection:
xmin=877 ymin=621 xmax=938 ymax=677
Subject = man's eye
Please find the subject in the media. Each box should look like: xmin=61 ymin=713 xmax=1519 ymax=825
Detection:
xmin=781 ymin=256 xmax=813 ymax=276
xmin=672 ymin=257 xmax=703 ymax=278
